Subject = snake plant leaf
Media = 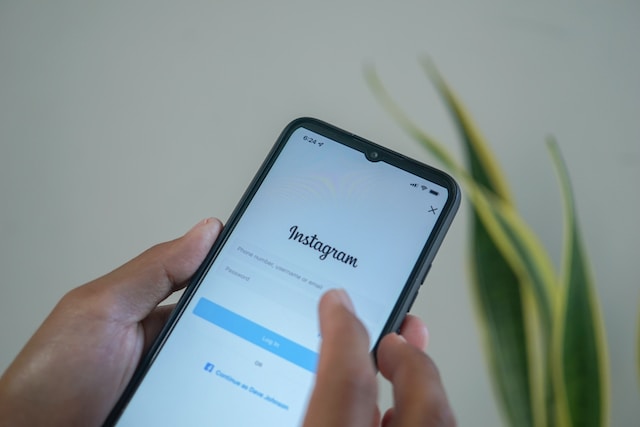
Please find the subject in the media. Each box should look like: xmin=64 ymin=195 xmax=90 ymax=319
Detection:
xmin=367 ymin=64 xmax=534 ymax=427
xmin=472 ymin=183 xmax=559 ymax=427
xmin=467 ymin=207 xmax=536 ymax=427
xmin=366 ymin=66 xmax=554 ymax=305
xmin=367 ymin=60 xmax=612 ymax=427
xmin=548 ymin=139 xmax=609 ymax=427
xmin=418 ymin=58 xmax=512 ymax=203
xmin=419 ymin=61 xmax=548 ymax=427
xmin=419 ymin=59 xmax=555 ymax=326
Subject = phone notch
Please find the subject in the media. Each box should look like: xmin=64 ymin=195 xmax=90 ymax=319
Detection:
xmin=350 ymin=133 xmax=384 ymax=163
xmin=365 ymin=149 xmax=382 ymax=162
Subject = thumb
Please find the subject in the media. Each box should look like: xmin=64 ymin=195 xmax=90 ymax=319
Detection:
xmin=83 ymin=218 xmax=222 ymax=322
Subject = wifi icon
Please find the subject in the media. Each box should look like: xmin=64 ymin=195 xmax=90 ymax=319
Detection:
xmin=421 ymin=185 xmax=427 ymax=191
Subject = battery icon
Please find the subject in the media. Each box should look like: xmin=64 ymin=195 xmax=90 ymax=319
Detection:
xmin=429 ymin=189 xmax=439 ymax=196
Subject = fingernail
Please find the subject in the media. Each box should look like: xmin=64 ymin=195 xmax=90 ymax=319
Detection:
xmin=185 ymin=218 xmax=221 ymax=240
xmin=201 ymin=217 xmax=216 ymax=226
xmin=395 ymin=333 xmax=407 ymax=343
xmin=191 ymin=217 xmax=218 ymax=230
xmin=190 ymin=218 xmax=206 ymax=231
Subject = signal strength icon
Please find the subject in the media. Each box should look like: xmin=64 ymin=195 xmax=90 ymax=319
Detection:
xmin=421 ymin=185 xmax=427 ymax=191
xmin=410 ymin=183 xmax=418 ymax=188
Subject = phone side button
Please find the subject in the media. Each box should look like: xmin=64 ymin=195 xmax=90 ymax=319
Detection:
xmin=407 ymin=289 xmax=420 ymax=312
xmin=397 ymin=289 xmax=421 ymax=333
xmin=418 ymin=263 xmax=432 ymax=285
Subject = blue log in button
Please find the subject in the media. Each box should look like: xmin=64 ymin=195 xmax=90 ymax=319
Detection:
xmin=193 ymin=297 xmax=318 ymax=373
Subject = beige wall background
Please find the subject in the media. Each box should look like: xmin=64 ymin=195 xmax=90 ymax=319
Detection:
xmin=1 ymin=1 xmax=638 ymax=425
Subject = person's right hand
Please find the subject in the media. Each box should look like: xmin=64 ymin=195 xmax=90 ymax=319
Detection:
xmin=303 ymin=289 xmax=455 ymax=427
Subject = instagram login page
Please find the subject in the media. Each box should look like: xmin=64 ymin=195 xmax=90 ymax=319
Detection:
xmin=116 ymin=127 xmax=449 ymax=426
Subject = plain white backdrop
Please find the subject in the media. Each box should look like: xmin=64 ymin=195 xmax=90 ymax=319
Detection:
xmin=1 ymin=1 xmax=638 ymax=425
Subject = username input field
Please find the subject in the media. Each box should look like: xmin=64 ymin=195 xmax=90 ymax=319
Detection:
xmin=219 ymin=239 xmax=385 ymax=334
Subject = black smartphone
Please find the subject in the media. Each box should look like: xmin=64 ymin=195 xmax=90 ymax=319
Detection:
xmin=105 ymin=117 xmax=460 ymax=426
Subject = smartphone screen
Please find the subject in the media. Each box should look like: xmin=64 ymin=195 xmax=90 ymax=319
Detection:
xmin=107 ymin=118 xmax=459 ymax=426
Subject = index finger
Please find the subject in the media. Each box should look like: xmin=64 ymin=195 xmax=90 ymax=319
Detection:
xmin=303 ymin=289 xmax=378 ymax=427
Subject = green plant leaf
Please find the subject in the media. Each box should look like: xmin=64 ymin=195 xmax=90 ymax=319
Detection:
xmin=366 ymin=64 xmax=533 ymax=427
xmin=472 ymin=183 xmax=559 ymax=427
xmin=418 ymin=58 xmax=512 ymax=203
xmin=366 ymin=63 xmax=558 ymax=427
xmin=417 ymin=61 xmax=552 ymax=427
xmin=367 ymin=60 xmax=613 ymax=427
xmin=547 ymin=139 xmax=609 ymax=427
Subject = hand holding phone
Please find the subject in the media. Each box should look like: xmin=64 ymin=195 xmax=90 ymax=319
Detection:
xmin=303 ymin=289 xmax=454 ymax=427
xmin=0 ymin=219 xmax=453 ymax=427
xmin=106 ymin=118 xmax=460 ymax=426
xmin=0 ymin=118 xmax=458 ymax=427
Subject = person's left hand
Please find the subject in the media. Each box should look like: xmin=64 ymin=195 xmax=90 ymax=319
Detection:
xmin=0 ymin=218 xmax=223 ymax=427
